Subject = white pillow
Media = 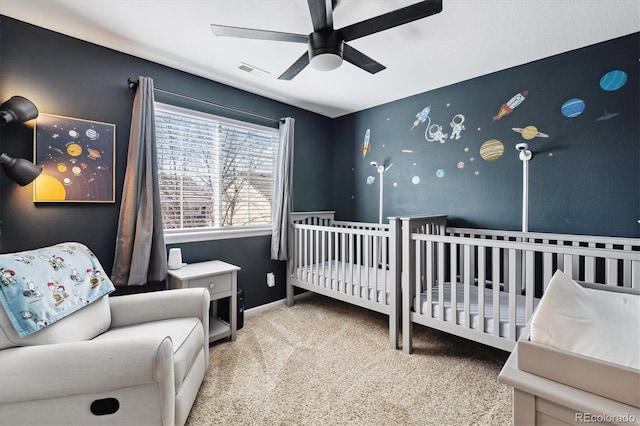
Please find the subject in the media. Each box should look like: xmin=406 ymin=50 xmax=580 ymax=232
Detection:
xmin=531 ymin=270 xmax=639 ymax=370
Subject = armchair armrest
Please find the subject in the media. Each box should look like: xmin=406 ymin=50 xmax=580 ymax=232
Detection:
xmin=109 ymin=288 xmax=209 ymax=329
xmin=0 ymin=336 xmax=174 ymax=404
xmin=108 ymin=288 xmax=210 ymax=367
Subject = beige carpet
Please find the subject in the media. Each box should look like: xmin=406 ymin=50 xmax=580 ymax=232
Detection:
xmin=187 ymin=294 xmax=513 ymax=425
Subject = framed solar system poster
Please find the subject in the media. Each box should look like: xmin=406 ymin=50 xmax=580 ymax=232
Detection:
xmin=33 ymin=114 xmax=115 ymax=203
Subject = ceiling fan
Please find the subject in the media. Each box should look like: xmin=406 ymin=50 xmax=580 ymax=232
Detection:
xmin=210 ymin=0 xmax=443 ymax=80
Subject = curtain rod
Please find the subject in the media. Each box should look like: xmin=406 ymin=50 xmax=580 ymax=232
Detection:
xmin=127 ymin=78 xmax=283 ymax=124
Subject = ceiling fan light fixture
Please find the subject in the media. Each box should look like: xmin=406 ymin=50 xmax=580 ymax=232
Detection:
xmin=310 ymin=53 xmax=343 ymax=71
xmin=308 ymin=31 xmax=343 ymax=71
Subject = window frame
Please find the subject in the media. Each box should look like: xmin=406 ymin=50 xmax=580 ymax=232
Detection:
xmin=154 ymin=102 xmax=279 ymax=243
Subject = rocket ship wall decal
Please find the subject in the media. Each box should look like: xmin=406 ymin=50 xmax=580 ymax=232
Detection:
xmin=361 ymin=128 xmax=371 ymax=157
xmin=493 ymin=91 xmax=528 ymax=121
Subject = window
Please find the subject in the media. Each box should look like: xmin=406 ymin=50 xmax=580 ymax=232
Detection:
xmin=154 ymin=102 xmax=279 ymax=242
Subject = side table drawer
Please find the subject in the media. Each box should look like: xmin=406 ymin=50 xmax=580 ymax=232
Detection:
xmin=190 ymin=273 xmax=232 ymax=297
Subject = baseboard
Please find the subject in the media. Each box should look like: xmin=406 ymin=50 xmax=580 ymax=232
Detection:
xmin=245 ymin=291 xmax=314 ymax=316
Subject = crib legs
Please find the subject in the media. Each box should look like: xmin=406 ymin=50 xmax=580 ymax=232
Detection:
xmin=402 ymin=303 xmax=413 ymax=354
xmin=389 ymin=306 xmax=400 ymax=350
xmin=286 ymin=275 xmax=294 ymax=307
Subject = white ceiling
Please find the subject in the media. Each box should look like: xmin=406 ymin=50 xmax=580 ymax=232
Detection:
xmin=1 ymin=0 xmax=638 ymax=118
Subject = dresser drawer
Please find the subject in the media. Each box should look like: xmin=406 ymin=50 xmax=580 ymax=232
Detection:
xmin=189 ymin=273 xmax=232 ymax=296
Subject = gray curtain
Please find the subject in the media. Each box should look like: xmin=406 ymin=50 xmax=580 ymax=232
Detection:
xmin=112 ymin=76 xmax=168 ymax=285
xmin=271 ymin=117 xmax=294 ymax=261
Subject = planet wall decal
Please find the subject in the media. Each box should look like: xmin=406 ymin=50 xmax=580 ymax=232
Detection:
xmin=512 ymin=125 xmax=549 ymax=140
xmin=599 ymin=70 xmax=627 ymax=91
xmin=480 ymin=139 xmax=504 ymax=161
xmin=561 ymin=98 xmax=585 ymax=118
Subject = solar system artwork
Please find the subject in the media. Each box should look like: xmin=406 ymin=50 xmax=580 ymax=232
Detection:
xmin=34 ymin=114 xmax=115 ymax=203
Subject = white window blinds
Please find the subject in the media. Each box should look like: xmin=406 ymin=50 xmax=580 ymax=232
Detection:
xmin=154 ymin=102 xmax=279 ymax=233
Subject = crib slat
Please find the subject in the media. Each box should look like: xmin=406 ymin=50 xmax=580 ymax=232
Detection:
xmin=350 ymin=233 xmax=355 ymax=295
xmin=585 ymin=242 xmax=596 ymax=282
xmin=508 ymin=249 xmax=517 ymax=341
xmin=571 ymin=241 xmax=580 ymax=277
xmin=364 ymin=234 xmax=371 ymax=301
xmin=425 ymin=240 xmax=433 ymax=317
xmin=543 ymin=251 xmax=553 ymax=292
xmin=585 ymin=255 xmax=596 ymax=283
xmin=357 ymin=234 xmax=363 ymax=298
xmin=478 ymin=246 xmax=486 ymax=333
xmin=525 ymin=250 xmax=534 ymax=320
xmin=438 ymin=241 xmax=445 ymax=321
xmin=384 ymin=235 xmax=390 ymax=302
xmin=341 ymin=232 xmax=346 ymax=293
xmin=327 ymin=230 xmax=336 ymax=289
xmin=492 ymin=248 xmax=500 ymax=337
xmin=623 ymin=244 xmax=632 ymax=287
xmin=438 ymin=243 xmax=458 ymax=318
xmin=463 ymin=244 xmax=472 ymax=328
xmin=320 ymin=229 xmax=326 ymax=288
xmin=450 ymin=245 xmax=456 ymax=324
xmin=563 ymin=253 xmax=573 ymax=279
xmin=301 ymin=228 xmax=306 ymax=281
xmin=606 ymin=257 xmax=618 ymax=286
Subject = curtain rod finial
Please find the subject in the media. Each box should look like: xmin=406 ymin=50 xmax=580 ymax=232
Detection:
xmin=127 ymin=78 xmax=139 ymax=91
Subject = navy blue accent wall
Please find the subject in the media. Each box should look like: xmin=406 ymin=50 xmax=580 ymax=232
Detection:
xmin=0 ymin=16 xmax=332 ymax=308
xmin=332 ymin=33 xmax=639 ymax=237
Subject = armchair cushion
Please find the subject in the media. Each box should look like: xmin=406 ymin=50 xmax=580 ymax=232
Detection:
xmin=0 ymin=242 xmax=114 ymax=339
xmin=93 ymin=317 xmax=204 ymax=393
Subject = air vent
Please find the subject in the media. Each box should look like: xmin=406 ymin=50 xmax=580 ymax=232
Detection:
xmin=237 ymin=62 xmax=270 ymax=78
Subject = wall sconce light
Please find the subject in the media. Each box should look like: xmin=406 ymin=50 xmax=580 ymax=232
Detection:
xmin=0 ymin=96 xmax=42 ymax=186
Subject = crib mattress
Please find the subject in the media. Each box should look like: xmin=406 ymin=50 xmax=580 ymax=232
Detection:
xmin=419 ymin=282 xmax=538 ymax=340
xmin=519 ymin=270 xmax=640 ymax=408
xmin=294 ymin=260 xmax=391 ymax=304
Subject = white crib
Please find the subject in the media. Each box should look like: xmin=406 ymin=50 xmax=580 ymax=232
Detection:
xmin=401 ymin=216 xmax=640 ymax=353
xmin=286 ymin=212 xmax=446 ymax=349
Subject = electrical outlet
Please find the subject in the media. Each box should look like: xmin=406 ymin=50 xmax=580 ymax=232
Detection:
xmin=267 ymin=272 xmax=275 ymax=287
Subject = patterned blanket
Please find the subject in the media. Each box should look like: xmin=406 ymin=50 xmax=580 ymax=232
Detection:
xmin=0 ymin=242 xmax=115 ymax=337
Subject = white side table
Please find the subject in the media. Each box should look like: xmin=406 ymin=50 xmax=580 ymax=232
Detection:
xmin=167 ymin=260 xmax=240 ymax=343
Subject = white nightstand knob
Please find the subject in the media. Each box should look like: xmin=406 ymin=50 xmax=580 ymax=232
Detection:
xmin=208 ymin=283 xmax=216 ymax=289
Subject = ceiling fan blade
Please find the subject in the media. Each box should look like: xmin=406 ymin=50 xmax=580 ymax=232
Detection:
xmin=307 ymin=0 xmax=334 ymax=32
xmin=278 ymin=52 xmax=310 ymax=80
xmin=342 ymin=44 xmax=386 ymax=74
xmin=339 ymin=0 xmax=443 ymax=42
xmin=211 ymin=24 xmax=307 ymax=44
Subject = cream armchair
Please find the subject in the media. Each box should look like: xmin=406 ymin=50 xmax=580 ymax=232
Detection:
xmin=0 ymin=287 xmax=210 ymax=426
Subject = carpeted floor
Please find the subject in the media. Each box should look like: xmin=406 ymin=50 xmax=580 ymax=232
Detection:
xmin=186 ymin=294 xmax=513 ymax=426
